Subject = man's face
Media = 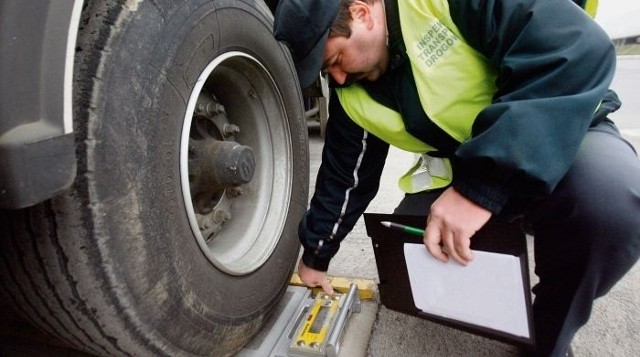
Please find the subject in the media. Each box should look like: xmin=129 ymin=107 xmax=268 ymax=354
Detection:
xmin=322 ymin=2 xmax=389 ymax=85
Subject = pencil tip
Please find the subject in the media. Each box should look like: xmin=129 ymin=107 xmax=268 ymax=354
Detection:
xmin=380 ymin=221 xmax=390 ymax=227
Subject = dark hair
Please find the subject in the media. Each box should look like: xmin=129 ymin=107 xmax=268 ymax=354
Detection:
xmin=329 ymin=0 xmax=377 ymax=38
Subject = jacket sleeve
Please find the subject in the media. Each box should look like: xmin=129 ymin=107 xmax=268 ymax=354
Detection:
xmin=447 ymin=0 xmax=617 ymax=213
xmin=299 ymin=90 xmax=390 ymax=271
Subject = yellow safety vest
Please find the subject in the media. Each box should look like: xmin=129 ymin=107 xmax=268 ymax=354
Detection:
xmin=336 ymin=0 xmax=498 ymax=193
xmin=583 ymin=0 xmax=599 ymax=18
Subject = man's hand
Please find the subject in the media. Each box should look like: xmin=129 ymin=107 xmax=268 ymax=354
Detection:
xmin=424 ymin=187 xmax=492 ymax=265
xmin=297 ymin=260 xmax=335 ymax=295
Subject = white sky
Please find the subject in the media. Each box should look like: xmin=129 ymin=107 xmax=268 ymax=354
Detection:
xmin=595 ymin=0 xmax=640 ymax=38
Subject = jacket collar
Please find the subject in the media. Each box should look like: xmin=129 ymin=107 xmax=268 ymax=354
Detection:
xmin=384 ymin=0 xmax=408 ymax=70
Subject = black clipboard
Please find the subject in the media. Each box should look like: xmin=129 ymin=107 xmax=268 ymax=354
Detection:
xmin=364 ymin=213 xmax=535 ymax=348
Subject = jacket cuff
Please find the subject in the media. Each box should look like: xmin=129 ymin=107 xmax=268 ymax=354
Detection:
xmin=452 ymin=175 xmax=511 ymax=214
xmin=301 ymin=249 xmax=331 ymax=272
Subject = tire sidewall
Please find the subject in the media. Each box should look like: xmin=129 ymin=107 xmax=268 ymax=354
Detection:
xmin=81 ymin=0 xmax=307 ymax=348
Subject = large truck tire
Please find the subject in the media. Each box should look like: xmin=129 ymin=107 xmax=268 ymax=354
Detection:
xmin=0 ymin=0 xmax=308 ymax=356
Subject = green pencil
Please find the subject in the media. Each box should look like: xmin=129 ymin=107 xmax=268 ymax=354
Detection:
xmin=380 ymin=221 xmax=425 ymax=236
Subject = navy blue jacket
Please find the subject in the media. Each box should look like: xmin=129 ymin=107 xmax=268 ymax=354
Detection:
xmin=300 ymin=0 xmax=621 ymax=271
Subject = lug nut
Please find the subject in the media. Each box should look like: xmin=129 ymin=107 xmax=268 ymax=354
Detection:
xmin=206 ymin=103 xmax=226 ymax=117
xmin=227 ymin=187 xmax=244 ymax=198
xmin=223 ymin=124 xmax=240 ymax=137
xmin=213 ymin=210 xmax=231 ymax=224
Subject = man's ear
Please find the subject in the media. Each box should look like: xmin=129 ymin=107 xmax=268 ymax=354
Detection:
xmin=349 ymin=1 xmax=373 ymax=27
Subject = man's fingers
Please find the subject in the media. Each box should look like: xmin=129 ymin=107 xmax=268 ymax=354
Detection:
xmin=305 ymin=277 xmax=333 ymax=296
xmin=447 ymin=232 xmax=473 ymax=266
xmin=424 ymin=219 xmax=474 ymax=266
xmin=455 ymin=240 xmax=474 ymax=263
xmin=424 ymin=223 xmax=448 ymax=263
xmin=320 ymin=279 xmax=335 ymax=296
xmin=298 ymin=260 xmax=333 ymax=294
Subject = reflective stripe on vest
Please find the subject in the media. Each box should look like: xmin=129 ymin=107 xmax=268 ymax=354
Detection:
xmin=336 ymin=0 xmax=498 ymax=193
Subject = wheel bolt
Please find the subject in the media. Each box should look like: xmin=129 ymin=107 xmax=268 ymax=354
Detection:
xmin=227 ymin=188 xmax=244 ymax=198
xmin=223 ymin=124 xmax=240 ymax=137
xmin=213 ymin=210 xmax=231 ymax=224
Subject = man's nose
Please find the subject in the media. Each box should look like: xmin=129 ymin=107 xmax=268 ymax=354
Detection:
xmin=328 ymin=67 xmax=347 ymax=85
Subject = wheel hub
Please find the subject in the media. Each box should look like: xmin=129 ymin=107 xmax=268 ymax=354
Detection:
xmin=190 ymin=140 xmax=256 ymax=195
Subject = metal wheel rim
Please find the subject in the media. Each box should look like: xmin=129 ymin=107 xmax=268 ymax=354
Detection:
xmin=180 ymin=51 xmax=293 ymax=275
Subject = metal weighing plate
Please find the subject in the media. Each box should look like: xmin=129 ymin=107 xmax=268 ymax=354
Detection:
xmin=238 ymin=284 xmax=360 ymax=357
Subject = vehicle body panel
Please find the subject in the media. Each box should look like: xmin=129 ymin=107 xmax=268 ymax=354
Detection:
xmin=0 ymin=0 xmax=83 ymax=208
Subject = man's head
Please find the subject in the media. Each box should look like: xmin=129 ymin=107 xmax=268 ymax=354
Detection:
xmin=273 ymin=0 xmax=341 ymax=89
xmin=274 ymin=0 xmax=388 ymax=89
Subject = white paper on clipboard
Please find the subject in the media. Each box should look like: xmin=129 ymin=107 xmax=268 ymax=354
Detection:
xmin=403 ymin=243 xmax=530 ymax=338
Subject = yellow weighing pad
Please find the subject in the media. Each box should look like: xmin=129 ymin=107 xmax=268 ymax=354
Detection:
xmin=237 ymin=284 xmax=361 ymax=357
xmin=289 ymin=292 xmax=344 ymax=356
